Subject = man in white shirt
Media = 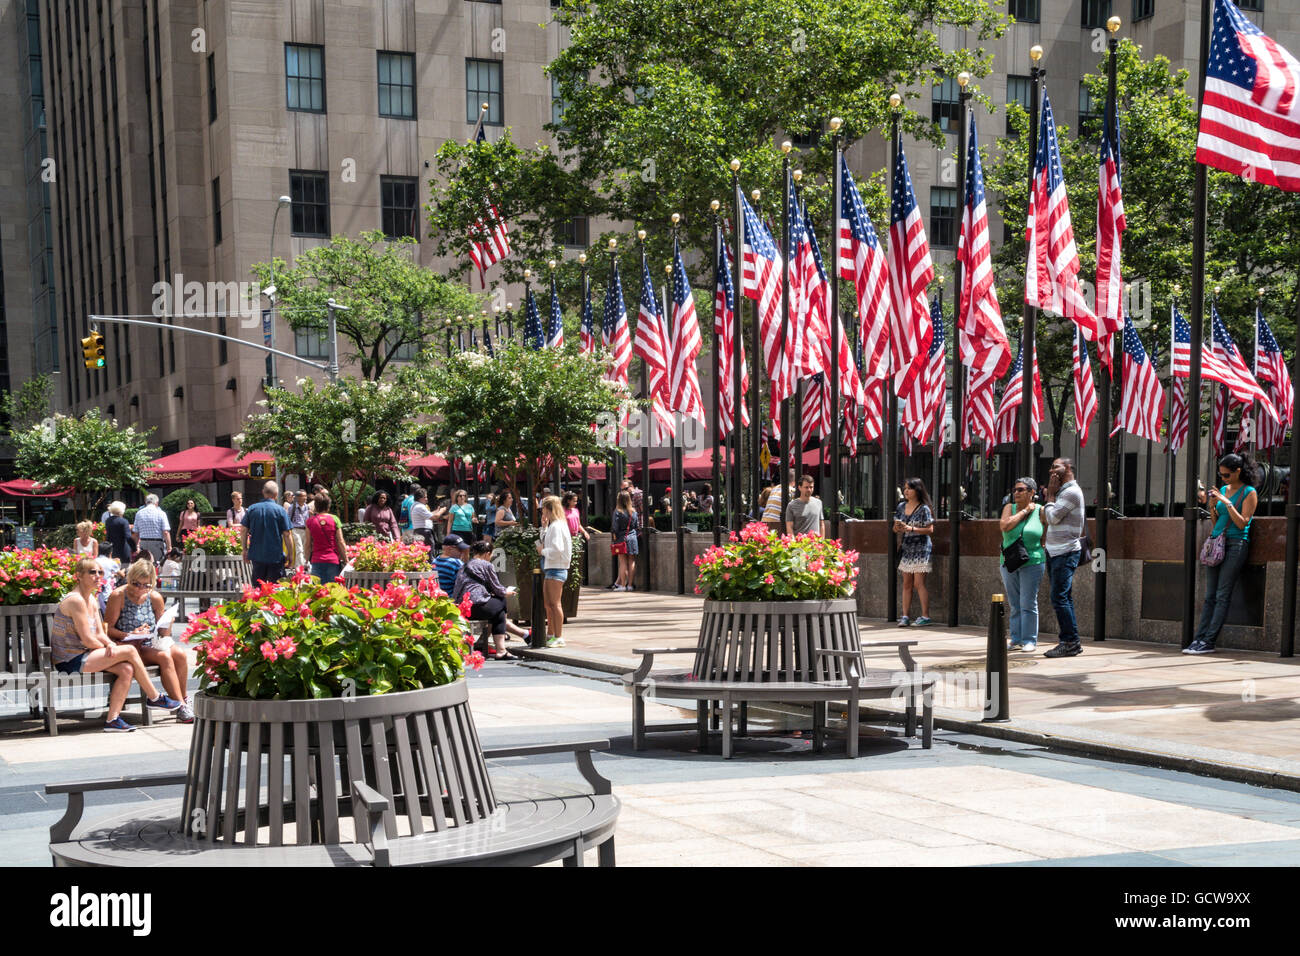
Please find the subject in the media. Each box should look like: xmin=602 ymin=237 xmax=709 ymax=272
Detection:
xmin=1041 ymin=458 xmax=1087 ymax=658
xmin=131 ymin=494 xmax=171 ymax=563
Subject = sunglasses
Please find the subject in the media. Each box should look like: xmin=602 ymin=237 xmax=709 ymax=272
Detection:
xmin=1013 ymin=486 xmax=1029 ymax=493
xmin=1218 ymin=470 xmax=1234 ymax=479
xmin=81 ymin=569 xmax=104 ymax=576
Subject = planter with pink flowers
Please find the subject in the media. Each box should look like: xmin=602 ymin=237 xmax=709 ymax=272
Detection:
xmin=342 ymin=536 xmax=437 ymax=589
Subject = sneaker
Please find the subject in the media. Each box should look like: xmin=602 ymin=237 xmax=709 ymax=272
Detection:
xmin=175 ymin=704 xmax=195 ymax=724
xmin=913 ymin=617 xmax=932 ymax=627
xmin=103 ymin=716 xmax=135 ymax=733
xmin=1007 ymin=640 xmax=1023 ymax=650
xmin=545 ymin=635 xmax=566 ymax=648
xmin=1185 ymin=642 xmax=1217 ymax=655
xmin=1182 ymin=641 xmax=1205 ymax=654
xmin=1022 ymin=641 xmax=1037 ymax=653
xmin=898 ymin=616 xmax=911 ymax=627
xmin=147 ymin=694 xmax=183 ymax=711
xmin=1044 ymin=641 xmax=1082 ymax=658
xmin=606 ymin=583 xmax=619 ymax=590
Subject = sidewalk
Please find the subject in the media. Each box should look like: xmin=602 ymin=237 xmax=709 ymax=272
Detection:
xmin=529 ymin=588 xmax=1300 ymax=785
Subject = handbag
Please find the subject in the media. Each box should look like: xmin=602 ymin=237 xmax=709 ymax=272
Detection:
xmin=1199 ymin=533 xmax=1226 ymax=567
xmin=1001 ymin=512 xmax=1032 ymax=573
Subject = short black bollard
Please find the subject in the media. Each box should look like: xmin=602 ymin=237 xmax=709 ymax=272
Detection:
xmin=983 ymin=593 xmax=1010 ymax=722
xmin=530 ymin=567 xmax=546 ymax=648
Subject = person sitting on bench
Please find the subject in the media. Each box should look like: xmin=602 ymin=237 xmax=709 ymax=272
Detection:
xmin=49 ymin=556 xmax=182 ymax=732
xmin=105 ymin=559 xmax=193 ymax=724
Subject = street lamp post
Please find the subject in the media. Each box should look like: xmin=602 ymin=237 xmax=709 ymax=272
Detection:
xmin=267 ymin=195 xmax=291 ymax=390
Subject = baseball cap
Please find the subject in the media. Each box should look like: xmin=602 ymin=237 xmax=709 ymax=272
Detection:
xmin=443 ymin=534 xmax=470 ymax=550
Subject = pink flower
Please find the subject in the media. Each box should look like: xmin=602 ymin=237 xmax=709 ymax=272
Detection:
xmin=260 ymin=641 xmax=278 ymax=662
xmin=457 ymin=594 xmax=474 ymax=619
xmin=412 ymin=611 xmax=425 ymax=623
xmin=299 ymin=605 xmax=313 ymax=619
xmin=273 ymin=636 xmax=296 ymax=659
xmin=249 ymin=621 xmax=262 ymax=634
xmin=268 ymin=602 xmax=285 ymax=617
xmin=763 ymin=575 xmax=775 ymax=585
xmin=465 ymin=650 xmax=485 ymax=671
xmin=722 ymin=573 xmax=730 ymax=580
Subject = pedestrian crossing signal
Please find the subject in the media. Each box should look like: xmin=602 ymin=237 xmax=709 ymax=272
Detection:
xmin=81 ymin=331 xmax=105 ymax=370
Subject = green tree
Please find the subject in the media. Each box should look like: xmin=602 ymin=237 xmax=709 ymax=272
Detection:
xmin=0 ymin=374 xmax=53 ymax=435
xmin=12 ymin=408 xmax=157 ymax=519
xmin=410 ymin=342 xmax=628 ymax=521
xmin=250 ymin=230 xmax=485 ymax=380
xmin=427 ymin=0 xmax=1006 ymax=285
xmin=236 ymin=378 xmax=421 ymax=517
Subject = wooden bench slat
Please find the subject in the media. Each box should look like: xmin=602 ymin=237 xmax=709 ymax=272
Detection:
xmin=268 ymin=721 xmax=286 ymax=846
xmin=391 ymin=716 xmax=424 ymax=836
xmin=243 ymin=722 xmax=263 ymax=846
xmin=318 ymin=722 xmax=340 ymax=845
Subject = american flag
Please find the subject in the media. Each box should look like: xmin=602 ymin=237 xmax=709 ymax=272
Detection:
xmin=838 ymin=154 xmax=892 ymax=389
xmin=790 ymin=184 xmax=828 ymax=382
xmin=523 ymin=286 xmax=544 ymax=350
xmin=1172 ymin=300 xmax=1248 ymax=391
xmin=906 ymin=296 xmax=946 ymax=447
xmin=467 ymin=203 xmax=511 ymax=289
xmin=1025 ymin=94 xmax=1103 ymax=341
xmin=888 ymin=140 xmax=935 ymax=398
xmin=964 ymin=374 xmax=997 ymax=451
xmin=547 ymin=276 xmax=564 ymax=349
xmin=1167 ymin=379 xmax=1190 ymax=454
xmin=1212 ymin=305 xmax=1279 ymax=421
xmin=1095 ymin=76 xmax=1127 ymax=375
xmin=994 ymin=333 xmax=1045 ymax=447
xmin=668 ymin=240 xmax=704 ymax=425
xmin=802 ymin=374 xmax=830 ymax=442
xmin=714 ymin=237 xmax=749 ymax=435
xmin=957 ymin=117 xmax=1012 ymax=392
xmin=1197 ymin=0 xmax=1300 ymax=192
xmin=1110 ymin=313 xmax=1165 ymax=443
xmin=1212 ymin=383 xmax=1229 ymax=455
xmin=579 ymin=277 xmax=595 ymax=354
xmin=1256 ymin=304 xmax=1293 ymax=425
xmin=739 ymin=192 xmax=788 ymax=408
xmin=601 ymin=258 xmax=631 ymax=386
xmin=634 ymin=256 xmax=675 ymax=438
xmin=1073 ymin=324 xmax=1098 ymax=447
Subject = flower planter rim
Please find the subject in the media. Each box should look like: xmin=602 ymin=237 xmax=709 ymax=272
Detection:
xmin=701 ymin=598 xmax=858 ymax=613
xmin=194 ymin=677 xmax=468 ymax=722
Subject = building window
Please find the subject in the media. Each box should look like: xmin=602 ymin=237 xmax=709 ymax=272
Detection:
xmin=1081 ymin=0 xmax=1111 ymax=28
xmin=558 ymin=215 xmax=589 ymax=248
xmin=466 ymin=59 xmax=502 ymax=125
xmin=551 ymin=75 xmax=567 ymax=128
xmin=1007 ymin=75 xmax=1033 ymax=136
xmin=1009 ymin=0 xmax=1040 ymax=21
xmin=930 ymin=187 xmax=958 ymax=249
xmin=932 ymin=75 xmax=961 ymax=133
xmin=1237 ymin=0 xmax=1262 ymax=9
xmin=161 ymin=440 xmax=180 ymax=457
xmin=212 ymin=177 xmax=222 ymax=246
xmin=285 ymin=43 xmax=325 ymax=113
xmin=790 ymin=121 xmax=822 ymax=149
xmin=1078 ymin=82 xmax=1103 ymax=139
xmin=387 ymin=330 xmax=419 ymax=361
xmin=1132 ymin=0 xmax=1154 ymax=19
xmin=290 ymin=170 xmax=330 ymax=237
xmin=207 ymin=53 xmax=216 ymax=123
xmin=381 ymin=176 xmax=419 ymax=240
xmin=295 ymin=326 xmax=329 ymax=359
xmin=377 ymin=51 xmax=415 ymax=119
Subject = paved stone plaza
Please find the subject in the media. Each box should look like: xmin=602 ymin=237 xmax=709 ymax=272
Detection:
xmin=4 ymin=588 xmax=1300 ymax=866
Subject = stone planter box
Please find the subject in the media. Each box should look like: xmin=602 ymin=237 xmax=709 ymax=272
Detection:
xmin=343 ymin=569 xmax=439 ymax=589
xmin=183 ymin=679 xmax=495 ymax=846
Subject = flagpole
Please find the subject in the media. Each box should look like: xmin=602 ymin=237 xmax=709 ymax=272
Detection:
xmin=1282 ymin=278 xmax=1300 ymax=655
xmin=607 ymin=238 xmax=622 ymax=530
xmin=932 ymin=281 xmax=943 ymax=520
xmin=793 ymin=172 xmax=808 ymax=501
xmin=887 ymin=97 xmax=902 ymax=624
xmin=1021 ymin=45 xmax=1045 ymax=482
xmin=949 ymin=74 xmax=972 ymax=628
xmin=1183 ymin=0 xmax=1212 ymax=650
xmin=710 ymin=201 xmax=723 ymax=548
xmin=729 ymin=162 xmax=745 ymax=531
xmin=828 ymin=120 xmax=844 ymax=539
xmin=638 ymin=230 xmax=651 ymax=593
xmin=779 ymin=143 xmax=793 ymax=521
xmin=748 ymin=188 xmax=764 ymax=526
xmin=663 ymin=260 xmax=686 ymax=596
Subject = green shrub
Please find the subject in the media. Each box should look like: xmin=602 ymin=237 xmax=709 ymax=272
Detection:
xmin=43 ymin=523 xmax=105 ymax=549
xmin=331 ymin=480 xmax=377 ymax=518
xmin=587 ymin=514 xmax=610 ymax=532
xmin=159 ymin=487 xmax=212 ymax=527
xmin=341 ymin=522 xmax=376 ymax=545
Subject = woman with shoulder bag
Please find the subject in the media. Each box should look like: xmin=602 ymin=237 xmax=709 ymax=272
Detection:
xmin=1188 ymin=453 xmax=1259 ymax=655
xmin=611 ymin=491 xmax=639 ymax=591
xmin=999 ymin=477 xmax=1047 ymax=653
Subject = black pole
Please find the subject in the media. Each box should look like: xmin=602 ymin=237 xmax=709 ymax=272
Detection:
xmin=1094 ymin=33 xmax=1118 ymax=643
xmin=984 ymin=594 xmax=1010 ymax=721
xmin=711 ymin=207 xmax=723 ymax=548
xmin=886 ymin=110 xmax=900 ymax=623
xmin=730 ymin=165 xmax=745 ymax=529
xmin=1021 ymin=53 xmax=1045 ymax=482
xmin=949 ymin=81 xmax=971 ymax=627
xmin=748 ymin=193 xmax=762 ymax=525
xmin=829 ymin=126 xmax=843 ymax=540
xmin=1282 ymin=285 xmax=1300 ymax=656
xmin=639 ymin=242 xmax=651 ymax=594
xmin=932 ymin=284 xmax=943 ymax=527
xmin=779 ymin=151 xmax=792 ymax=527
xmin=1183 ymin=0 xmax=1212 ymax=649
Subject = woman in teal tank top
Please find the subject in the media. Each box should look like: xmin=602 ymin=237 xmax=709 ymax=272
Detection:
xmin=999 ymin=477 xmax=1048 ymax=651
xmin=1188 ymin=453 xmax=1259 ymax=654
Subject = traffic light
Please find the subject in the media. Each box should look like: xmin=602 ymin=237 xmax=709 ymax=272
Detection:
xmin=81 ymin=331 xmax=105 ymax=370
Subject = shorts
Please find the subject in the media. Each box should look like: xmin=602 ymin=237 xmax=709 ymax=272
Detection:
xmin=55 ymin=652 xmax=87 ymax=675
xmin=544 ymin=568 xmax=569 ymax=582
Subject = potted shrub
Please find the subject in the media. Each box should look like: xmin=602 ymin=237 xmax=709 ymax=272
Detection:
xmin=0 ymin=547 xmax=78 ymax=684
xmin=343 ymin=536 xmax=435 ymax=589
xmin=691 ymin=522 xmax=861 ymax=678
xmin=178 ymin=570 xmax=493 ymax=844
xmin=493 ymin=526 xmax=540 ymax=620
xmin=561 ymin=535 xmax=585 ymax=621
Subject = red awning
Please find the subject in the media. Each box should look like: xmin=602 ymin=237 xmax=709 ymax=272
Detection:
xmin=147 ymin=446 xmax=276 ymax=485
xmin=625 ymin=447 xmax=738 ymax=482
xmin=0 ymin=479 xmax=74 ymax=498
xmin=405 ymin=454 xmax=451 ymax=480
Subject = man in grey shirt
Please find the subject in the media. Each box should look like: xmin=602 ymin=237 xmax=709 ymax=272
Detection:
xmin=1041 ymin=458 xmax=1086 ymax=657
xmin=784 ymin=475 xmax=825 ymax=537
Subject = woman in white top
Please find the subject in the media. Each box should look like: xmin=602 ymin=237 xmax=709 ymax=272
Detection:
xmin=536 ymin=495 xmax=573 ymax=648
xmin=226 ymin=492 xmax=246 ymax=546
xmin=73 ymin=521 xmax=99 ymax=558
xmin=409 ymin=488 xmax=439 ymax=549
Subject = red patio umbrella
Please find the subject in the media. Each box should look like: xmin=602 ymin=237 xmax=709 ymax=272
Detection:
xmin=147 ymin=446 xmax=276 ymax=485
xmin=0 ymin=479 xmax=74 ymax=498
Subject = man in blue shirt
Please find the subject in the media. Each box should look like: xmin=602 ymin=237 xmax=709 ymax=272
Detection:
xmin=242 ymin=481 xmax=293 ymax=584
xmin=434 ymin=534 xmax=469 ymax=594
